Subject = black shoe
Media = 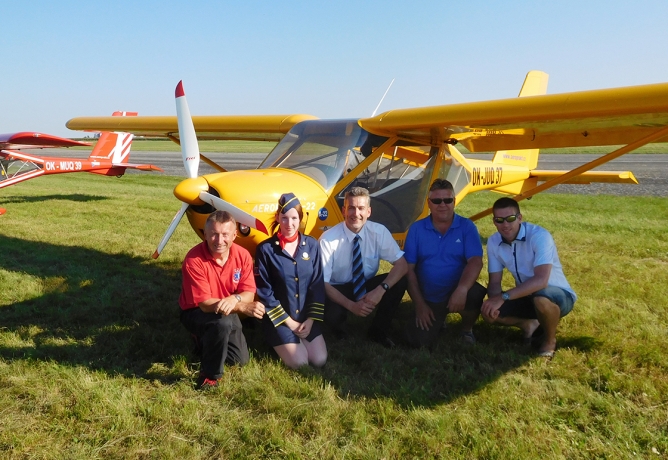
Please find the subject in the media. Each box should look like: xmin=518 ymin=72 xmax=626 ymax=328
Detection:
xmin=460 ymin=331 xmax=476 ymax=345
xmin=369 ymin=334 xmax=396 ymax=349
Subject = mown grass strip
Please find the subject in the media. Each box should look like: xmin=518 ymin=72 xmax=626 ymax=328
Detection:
xmin=0 ymin=174 xmax=666 ymax=458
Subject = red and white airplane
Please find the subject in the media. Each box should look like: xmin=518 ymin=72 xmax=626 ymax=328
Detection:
xmin=0 ymin=111 xmax=162 ymax=214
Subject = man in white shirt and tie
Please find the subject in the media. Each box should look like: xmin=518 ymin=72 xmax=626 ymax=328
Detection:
xmin=319 ymin=187 xmax=407 ymax=348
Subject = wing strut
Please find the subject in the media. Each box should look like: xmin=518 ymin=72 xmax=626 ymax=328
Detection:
xmin=469 ymin=124 xmax=668 ymax=221
xmin=166 ymin=134 xmax=226 ymax=172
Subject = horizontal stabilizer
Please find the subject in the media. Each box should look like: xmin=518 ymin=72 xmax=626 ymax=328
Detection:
xmin=113 ymin=163 xmax=164 ymax=172
xmin=530 ymin=170 xmax=638 ymax=184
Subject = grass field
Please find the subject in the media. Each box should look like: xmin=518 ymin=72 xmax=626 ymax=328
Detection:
xmin=1 ymin=174 xmax=667 ymax=458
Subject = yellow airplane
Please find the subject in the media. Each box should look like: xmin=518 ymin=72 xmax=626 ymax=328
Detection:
xmin=66 ymin=72 xmax=668 ymax=257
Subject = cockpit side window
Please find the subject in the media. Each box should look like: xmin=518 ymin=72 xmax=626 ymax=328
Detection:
xmin=337 ymin=144 xmax=436 ymax=233
xmin=259 ymin=120 xmax=382 ymax=191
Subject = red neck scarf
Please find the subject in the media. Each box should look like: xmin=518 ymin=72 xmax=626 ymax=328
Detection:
xmin=277 ymin=231 xmax=299 ymax=249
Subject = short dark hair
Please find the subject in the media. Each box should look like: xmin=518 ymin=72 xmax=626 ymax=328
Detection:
xmin=344 ymin=186 xmax=370 ymax=206
xmin=429 ymin=178 xmax=454 ymax=193
xmin=492 ymin=197 xmax=520 ymax=213
xmin=205 ymin=210 xmax=236 ymax=229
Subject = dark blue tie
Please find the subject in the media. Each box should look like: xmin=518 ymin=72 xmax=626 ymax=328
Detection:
xmin=352 ymin=235 xmax=366 ymax=300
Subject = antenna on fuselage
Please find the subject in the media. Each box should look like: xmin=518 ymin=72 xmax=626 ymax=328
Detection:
xmin=371 ymin=78 xmax=395 ymax=117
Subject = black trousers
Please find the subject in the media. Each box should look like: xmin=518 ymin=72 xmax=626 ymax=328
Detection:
xmin=180 ymin=308 xmax=249 ymax=380
xmin=406 ymin=281 xmax=487 ymax=348
xmin=325 ymin=274 xmax=407 ymax=340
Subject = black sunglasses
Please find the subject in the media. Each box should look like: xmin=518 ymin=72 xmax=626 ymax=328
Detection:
xmin=493 ymin=213 xmax=519 ymax=224
xmin=429 ymin=197 xmax=454 ymax=205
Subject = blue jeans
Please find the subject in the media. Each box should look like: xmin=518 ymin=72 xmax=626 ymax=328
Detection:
xmin=499 ymin=286 xmax=575 ymax=319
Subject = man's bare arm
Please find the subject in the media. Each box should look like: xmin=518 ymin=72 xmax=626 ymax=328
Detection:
xmin=482 ymin=265 xmax=552 ymax=320
xmin=406 ymin=262 xmax=435 ymax=331
xmin=504 ymin=264 xmax=552 ymax=300
xmin=362 ymin=256 xmax=408 ymax=307
xmin=447 ymin=256 xmax=483 ymax=313
xmin=384 ymin=256 xmax=408 ymax=288
xmin=486 ymin=271 xmax=504 ymax=298
xmin=198 ymin=291 xmax=261 ymax=317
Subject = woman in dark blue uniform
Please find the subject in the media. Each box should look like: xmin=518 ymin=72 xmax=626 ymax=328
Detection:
xmin=255 ymin=193 xmax=327 ymax=368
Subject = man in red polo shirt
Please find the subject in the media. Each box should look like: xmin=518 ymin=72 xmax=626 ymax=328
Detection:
xmin=179 ymin=210 xmax=263 ymax=390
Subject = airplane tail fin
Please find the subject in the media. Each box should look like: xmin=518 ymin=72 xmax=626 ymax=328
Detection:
xmin=87 ymin=111 xmax=162 ymax=176
xmin=490 ymin=71 xmax=548 ymax=194
xmin=88 ymin=111 xmax=138 ymax=163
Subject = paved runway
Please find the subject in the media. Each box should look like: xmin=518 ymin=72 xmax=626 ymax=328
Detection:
xmin=24 ymin=150 xmax=668 ymax=197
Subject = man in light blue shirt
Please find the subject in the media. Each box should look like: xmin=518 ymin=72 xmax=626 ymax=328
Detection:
xmin=482 ymin=197 xmax=576 ymax=358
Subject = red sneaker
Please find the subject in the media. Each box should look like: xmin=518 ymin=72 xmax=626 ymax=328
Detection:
xmin=196 ymin=375 xmax=220 ymax=390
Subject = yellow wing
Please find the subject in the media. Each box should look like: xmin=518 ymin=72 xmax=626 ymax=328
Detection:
xmin=66 ymin=114 xmax=318 ymax=142
xmin=359 ymin=82 xmax=668 ymax=151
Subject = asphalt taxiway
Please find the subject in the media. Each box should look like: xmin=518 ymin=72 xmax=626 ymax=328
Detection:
xmin=27 ymin=150 xmax=668 ymax=197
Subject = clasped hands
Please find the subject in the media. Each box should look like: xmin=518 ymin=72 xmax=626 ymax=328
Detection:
xmin=285 ymin=317 xmax=314 ymax=339
xmin=350 ymin=285 xmax=385 ymax=317
xmin=480 ymin=296 xmax=503 ymax=322
xmin=213 ymin=296 xmax=264 ymax=319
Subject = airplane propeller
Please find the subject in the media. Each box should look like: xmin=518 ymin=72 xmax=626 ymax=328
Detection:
xmin=175 ymin=81 xmax=200 ymax=179
xmin=152 ymin=81 xmax=268 ymax=259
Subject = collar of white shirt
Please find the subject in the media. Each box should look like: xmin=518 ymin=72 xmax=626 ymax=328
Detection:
xmin=342 ymin=223 xmax=366 ymax=243
xmin=500 ymin=222 xmax=527 ymax=245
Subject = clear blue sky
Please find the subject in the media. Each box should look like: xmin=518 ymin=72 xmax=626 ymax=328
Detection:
xmin=2 ymin=0 xmax=668 ymax=137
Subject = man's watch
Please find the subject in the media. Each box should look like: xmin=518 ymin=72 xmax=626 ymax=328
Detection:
xmin=501 ymin=291 xmax=510 ymax=301
xmin=381 ymin=282 xmax=390 ymax=291
xmin=234 ymin=294 xmax=242 ymax=303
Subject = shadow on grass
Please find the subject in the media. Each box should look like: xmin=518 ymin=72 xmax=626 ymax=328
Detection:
xmin=0 ymin=235 xmax=188 ymax=381
xmin=283 ymin=305 xmax=600 ymax=408
xmin=0 ymin=234 xmax=599 ymax=408
xmin=0 ymin=194 xmax=109 ymax=204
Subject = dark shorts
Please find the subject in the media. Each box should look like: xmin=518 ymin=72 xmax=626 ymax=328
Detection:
xmin=499 ymin=286 xmax=575 ymax=319
xmin=262 ymin=315 xmax=323 ymax=347
xmin=406 ymin=281 xmax=487 ymax=348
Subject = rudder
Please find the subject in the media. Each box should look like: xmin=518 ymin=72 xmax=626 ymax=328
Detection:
xmin=88 ymin=111 xmax=138 ymax=163
xmin=492 ymin=71 xmax=548 ymax=170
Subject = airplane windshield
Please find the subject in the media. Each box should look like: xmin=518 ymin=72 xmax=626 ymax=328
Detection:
xmin=259 ymin=120 xmax=380 ymax=191
xmin=258 ymin=119 xmax=440 ymax=236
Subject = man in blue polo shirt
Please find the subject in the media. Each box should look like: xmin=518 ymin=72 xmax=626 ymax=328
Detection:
xmin=404 ymin=178 xmax=486 ymax=348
